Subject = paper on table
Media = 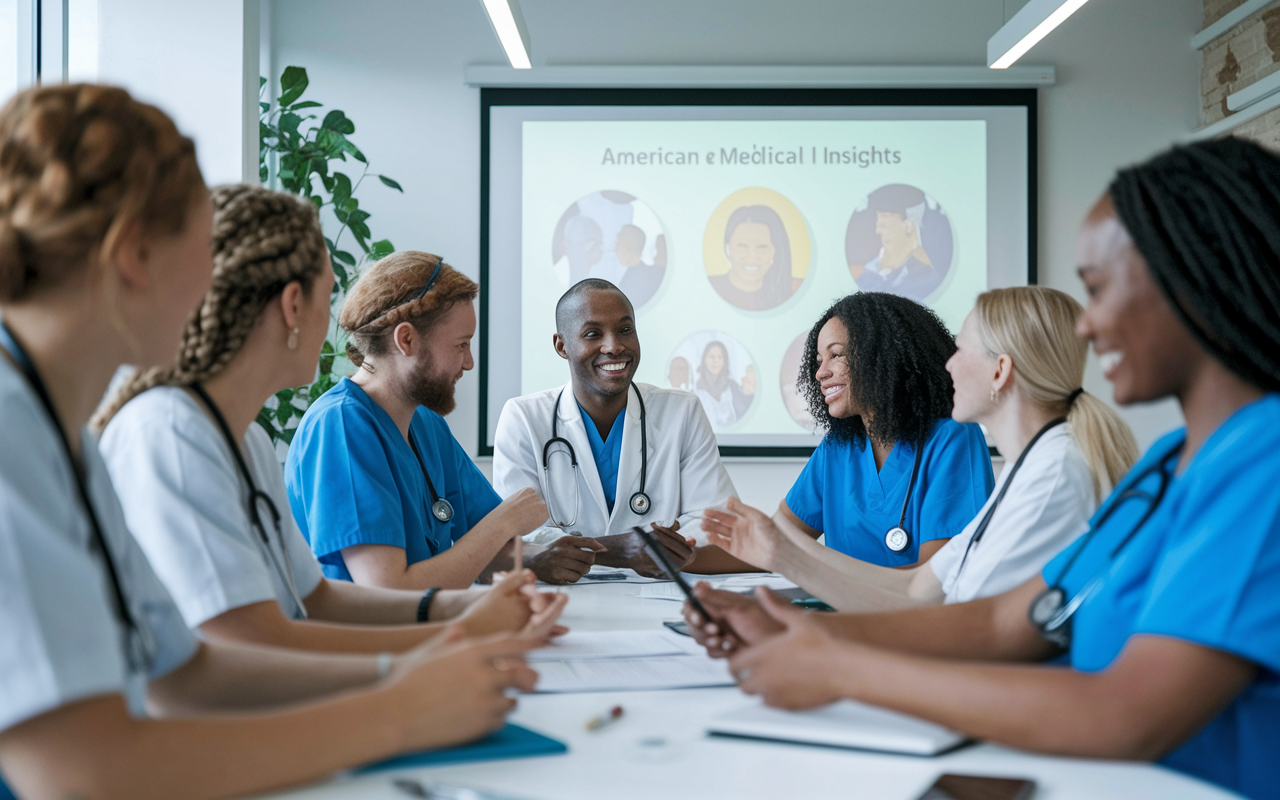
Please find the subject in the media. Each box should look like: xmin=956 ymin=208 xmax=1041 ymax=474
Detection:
xmin=631 ymin=573 xmax=797 ymax=601
xmin=569 ymin=566 xmax=669 ymax=584
xmin=527 ymin=630 xmax=691 ymax=662
xmin=532 ymin=655 xmax=735 ymax=693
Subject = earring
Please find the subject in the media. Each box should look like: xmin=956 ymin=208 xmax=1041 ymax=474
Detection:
xmin=990 ymin=388 xmax=1001 ymax=404
xmin=287 ymin=327 xmax=299 ymax=351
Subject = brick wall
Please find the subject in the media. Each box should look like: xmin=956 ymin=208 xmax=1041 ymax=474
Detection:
xmin=1202 ymin=0 xmax=1280 ymax=147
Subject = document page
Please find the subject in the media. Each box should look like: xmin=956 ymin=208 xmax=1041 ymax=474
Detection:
xmin=527 ymin=630 xmax=696 ymax=662
xmin=533 ymin=655 xmax=735 ymax=693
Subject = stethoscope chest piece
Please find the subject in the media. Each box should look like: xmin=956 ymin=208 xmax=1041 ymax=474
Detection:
xmin=431 ymin=497 xmax=455 ymax=523
xmin=629 ymin=491 xmax=651 ymax=516
xmin=884 ymin=526 xmax=911 ymax=553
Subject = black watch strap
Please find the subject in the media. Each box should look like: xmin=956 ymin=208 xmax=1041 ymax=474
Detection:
xmin=417 ymin=588 xmax=441 ymax=623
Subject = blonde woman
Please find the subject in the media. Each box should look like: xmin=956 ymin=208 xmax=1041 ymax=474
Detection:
xmin=0 ymin=84 xmax=537 ymax=800
xmin=699 ymin=286 xmax=1138 ymax=612
xmin=95 ymin=184 xmax=566 ymax=654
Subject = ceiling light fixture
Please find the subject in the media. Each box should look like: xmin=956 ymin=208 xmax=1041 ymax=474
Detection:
xmin=988 ymin=0 xmax=1092 ymax=69
xmin=479 ymin=0 xmax=532 ymax=70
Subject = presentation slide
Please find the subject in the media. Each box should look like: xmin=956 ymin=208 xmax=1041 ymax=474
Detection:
xmin=484 ymin=95 xmax=1032 ymax=453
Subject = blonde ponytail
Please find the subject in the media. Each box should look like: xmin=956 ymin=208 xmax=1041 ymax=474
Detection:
xmin=974 ymin=287 xmax=1139 ymax=500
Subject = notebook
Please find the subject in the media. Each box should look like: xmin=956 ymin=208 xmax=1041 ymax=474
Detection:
xmin=356 ymin=723 xmax=567 ymax=773
xmin=707 ymin=699 xmax=968 ymax=756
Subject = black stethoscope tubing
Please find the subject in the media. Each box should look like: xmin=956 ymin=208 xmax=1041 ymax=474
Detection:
xmin=1028 ymin=438 xmax=1183 ymax=647
xmin=0 ymin=321 xmax=155 ymax=672
xmin=884 ymin=443 xmax=924 ymax=553
xmin=189 ymin=382 xmax=309 ymax=620
xmin=951 ymin=416 xmax=1067 ymax=582
xmin=407 ymin=430 xmax=455 ymax=526
xmin=543 ymin=382 xmax=651 ymax=518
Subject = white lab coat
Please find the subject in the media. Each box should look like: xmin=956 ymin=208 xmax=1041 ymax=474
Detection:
xmin=493 ymin=382 xmax=736 ymax=545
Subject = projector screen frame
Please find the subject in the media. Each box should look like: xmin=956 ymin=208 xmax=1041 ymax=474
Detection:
xmin=478 ymin=86 xmax=1038 ymax=458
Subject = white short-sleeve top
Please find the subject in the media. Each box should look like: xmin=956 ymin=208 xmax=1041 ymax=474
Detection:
xmin=928 ymin=424 xmax=1097 ymax=604
xmin=99 ymin=386 xmax=323 ymax=627
xmin=0 ymin=359 xmax=196 ymax=733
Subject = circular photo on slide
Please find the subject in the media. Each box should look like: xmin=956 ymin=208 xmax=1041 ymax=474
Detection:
xmin=703 ymin=187 xmax=811 ymax=312
xmin=667 ymin=331 xmax=758 ymax=431
xmin=550 ymin=190 xmax=668 ymax=309
xmin=779 ymin=332 xmax=815 ymax=431
xmin=846 ymin=184 xmax=954 ymax=302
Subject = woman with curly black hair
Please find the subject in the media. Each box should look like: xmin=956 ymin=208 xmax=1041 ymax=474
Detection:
xmin=776 ymin=292 xmax=993 ymax=568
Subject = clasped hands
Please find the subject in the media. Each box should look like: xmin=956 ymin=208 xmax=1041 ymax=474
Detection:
xmin=523 ymin=521 xmax=696 ymax=584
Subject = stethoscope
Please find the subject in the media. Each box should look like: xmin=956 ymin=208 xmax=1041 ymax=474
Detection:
xmin=541 ymin=382 xmax=650 ymax=527
xmin=190 ymin=383 xmax=309 ymax=620
xmin=951 ymin=416 xmax=1067 ymax=582
xmin=884 ymin=444 xmax=924 ymax=553
xmin=407 ymin=432 xmax=455 ymax=526
xmin=1028 ymin=438 xmax=1183 ymax=649
xmin=0 ymin=321 xmax=157 ymax=674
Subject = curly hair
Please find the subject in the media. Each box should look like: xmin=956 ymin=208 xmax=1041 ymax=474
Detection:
xmin=0 ymin=83 xmax=204 ymax=301
xmin=339 ymin=250 xmax=477 ymax=368
xmin=92 ymin=184 xmax=326 ymax=431
xmin=799 ymin=292 xmax=955 ymax=448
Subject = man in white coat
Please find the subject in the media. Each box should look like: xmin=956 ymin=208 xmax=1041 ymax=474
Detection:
xmin=493 ymin=280 xmax=745 ymax=583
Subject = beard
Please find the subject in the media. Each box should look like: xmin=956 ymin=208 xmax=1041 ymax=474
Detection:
xmin=406 ymin=354 xmax=457 ymax=416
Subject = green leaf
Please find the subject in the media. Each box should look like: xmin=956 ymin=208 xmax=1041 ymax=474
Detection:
xmin=279 ymin=112 xmax=302 ymax=137
xmin=370 ymin=239 xmax=395 ymax=259
xmin=332 ymin=172 xmax=353 ymax=201
xmin=260 ymin=101 xmax=270 ymax=114
xmin=321 ymin=339 xmax=335 ymax=354
xmin=282 ymin=427 xmax=297 ymax=445
xmin=321 ymin=109 xmax=355 ymax=135
xmin=259 ymin=76 xmax=267 ymax=89
xmin=278 ymin=66 xmax=309 ymax=107
xmin=288 ymin=100 xmax=323 ymax=110
xmin=334 ymin=249 xmax=356 ymax=266
xmin=331 ymin=261 xmax=348 ymax=288
xmin=378 ymin=175 xmax=403 ymax=192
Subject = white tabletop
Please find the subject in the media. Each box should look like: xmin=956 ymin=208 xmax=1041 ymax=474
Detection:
xmin=252 ymin=581 xmax=1240 ymax=800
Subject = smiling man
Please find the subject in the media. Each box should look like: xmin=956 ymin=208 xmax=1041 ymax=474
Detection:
xmin=493 ymin=279 xmax=744 ymax=583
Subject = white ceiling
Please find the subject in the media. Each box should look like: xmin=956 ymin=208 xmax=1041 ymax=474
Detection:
xmin=514 ymin=0 xmax=1039 ymax=67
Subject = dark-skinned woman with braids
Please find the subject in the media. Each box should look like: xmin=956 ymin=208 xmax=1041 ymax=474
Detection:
xmin=93 ymin=184 xmax=566 ymax=656
xmin=768 ymin=292 xmax=995 ymax=569
xmin=682 ymin=137 xmax=1280 ymax=800
xmin=0 ymin=85 xmax=539 ymax=800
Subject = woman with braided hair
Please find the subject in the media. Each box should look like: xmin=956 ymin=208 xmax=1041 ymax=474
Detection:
xmin=94 ymin=183 xmax=565 ymax=656
xmin=679 ymin=137 xmax=1280 ymax=800
xmin=285 ymin=251 xmax=549 ymax=590
xmin=0 ymin=85 xmax=542 ymax=800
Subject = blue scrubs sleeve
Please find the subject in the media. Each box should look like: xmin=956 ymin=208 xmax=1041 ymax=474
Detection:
xmin=450 ymin=433 xmax=501 ymax=540
xmin=286 ymin=402 xmax=408 ymax=567
xmin=1135 ymin=436 xmax=1280 ymax=670
xmin=917 ymin=421 xmax=994 ymax=544
xmin=785 ymin=438 xmax=831 ymax=532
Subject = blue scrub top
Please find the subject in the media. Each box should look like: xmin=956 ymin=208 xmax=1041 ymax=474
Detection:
xmin=285 ymin=378 xmax=501 ymax=580
xmin=579 ymin=402 xmax=625 ymax=513
xmin=1043 ymin=394 xmax=1280 ymax=799
xmin=785 ymin=418 xmax=993 ymax=566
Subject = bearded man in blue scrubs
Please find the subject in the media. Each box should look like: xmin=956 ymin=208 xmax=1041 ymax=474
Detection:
xmin=286 ymin=252 xmax=548 ymax=590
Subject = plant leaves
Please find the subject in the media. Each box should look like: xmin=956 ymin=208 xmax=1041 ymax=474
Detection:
xmin=278 ymin=66 xmax=309 ymax=107
xmin=334 ymin=249 xmax=356 ymax=266
xmin=288 ymin=100 xmax=323 ymax=110
xmin=378 ymin=175 xmax=403 ymax=192
xmin=370 ymin=239 xmax=395 ymax=259
xmin=321 ymin=110 xmax=355 ymax=135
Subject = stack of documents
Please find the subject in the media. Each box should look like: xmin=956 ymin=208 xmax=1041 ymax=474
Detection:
xmin=632 ymin=573 xmax=799 ymax=602
xmin=529 ymin=630 xmax=734 ymax=692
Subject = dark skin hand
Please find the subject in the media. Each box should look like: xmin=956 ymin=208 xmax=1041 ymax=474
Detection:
xmin=525 ymin=536 xmax=607 ymax=584
xmin=594 ymin=521 xmax=696 ymax=578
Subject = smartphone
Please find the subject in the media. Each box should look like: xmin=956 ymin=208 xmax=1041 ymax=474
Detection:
xmin=663 ymin=620 xmax=691 ymax=637
xmin=632 ymin=526 xmax=723 ymax=630
xmin=914 ymin=774 xmax=1036 ymax=800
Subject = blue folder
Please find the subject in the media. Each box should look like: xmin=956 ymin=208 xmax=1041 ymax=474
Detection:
xmin=356 ymin=723 xmax=567 ymax=773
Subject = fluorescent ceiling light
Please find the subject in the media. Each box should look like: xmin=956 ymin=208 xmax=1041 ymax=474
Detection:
xmin=480 ymin=0 xmax=532 ymax=70
xmin=988 ymin=0 xmax=1092 ymax=69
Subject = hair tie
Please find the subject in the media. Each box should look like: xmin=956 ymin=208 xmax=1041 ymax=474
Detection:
xmin=1066 ymin=387 xmax=1084 ymax=407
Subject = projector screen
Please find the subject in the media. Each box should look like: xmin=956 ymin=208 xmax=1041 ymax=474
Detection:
xmin=480 ymin=88 xmax=1035 ymax=456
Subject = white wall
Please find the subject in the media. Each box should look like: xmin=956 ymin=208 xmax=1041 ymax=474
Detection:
xmin=99 ymin=0 xmax=260 ymax=185
xmin=270 ymin=0 xmax=1200 ymax=508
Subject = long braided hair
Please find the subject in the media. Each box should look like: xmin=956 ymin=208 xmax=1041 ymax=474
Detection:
xmin=799 ymin=292 xmax=955 ymax=449
xmin=0 ymin=83 xmax=204 ymax=302
xmin=1109 ymin=136 xmax=1280 ymax=391
xmin=92 ymin=183 xmax=326 ymax=431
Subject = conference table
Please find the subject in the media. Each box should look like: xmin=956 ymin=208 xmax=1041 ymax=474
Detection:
xmin=252 ymin=579 xmax=1240 ymax=800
